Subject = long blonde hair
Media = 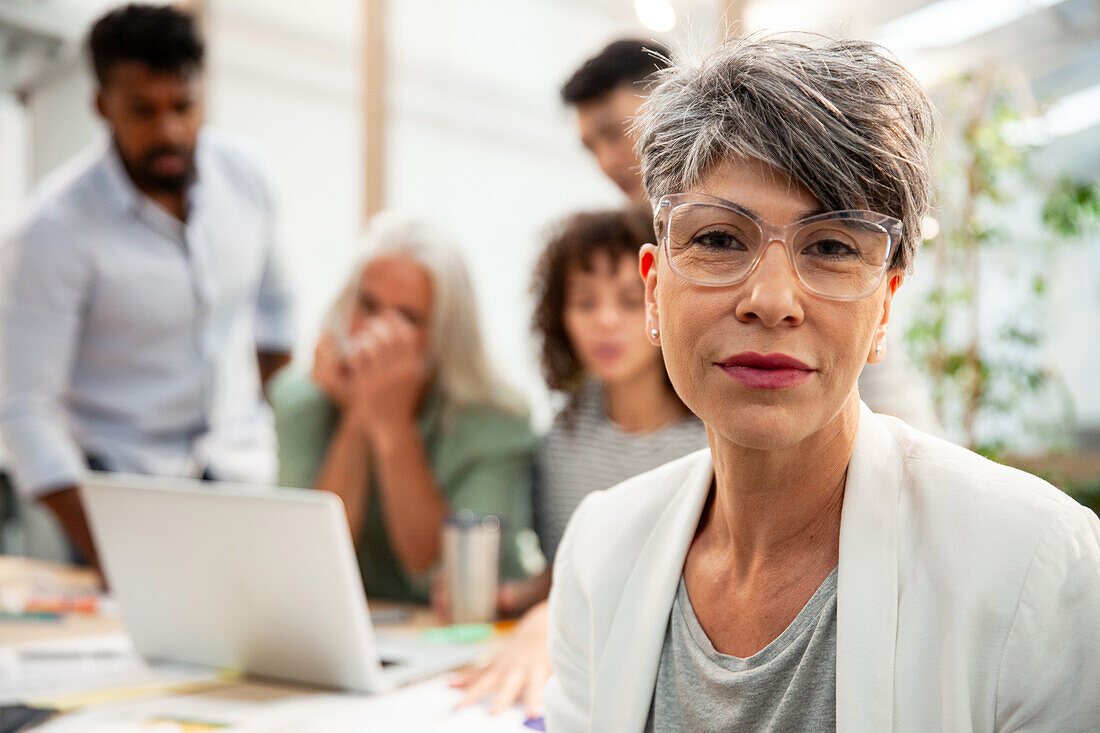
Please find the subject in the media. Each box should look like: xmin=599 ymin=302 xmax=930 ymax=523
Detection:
xmin=324 ymin=212 xmax=523 ymax=421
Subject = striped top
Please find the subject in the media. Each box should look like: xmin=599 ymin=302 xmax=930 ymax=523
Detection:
xmin=535 ymin=380 xmax=709 ymax=563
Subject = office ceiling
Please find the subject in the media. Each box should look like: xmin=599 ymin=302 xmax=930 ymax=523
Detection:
xmin=2 ymin=0 xmax=1097 ymax=175
xmin=584 ymin=0 xmax=1100 ymax=178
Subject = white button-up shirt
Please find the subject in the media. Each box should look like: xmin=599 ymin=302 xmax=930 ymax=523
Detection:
xmin=0 ymin=128 xmax=293 ymax=497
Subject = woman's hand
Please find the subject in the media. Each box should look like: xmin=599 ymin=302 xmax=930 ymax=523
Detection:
xmin=451 ymin=600 xmax=551 ymax=716
xmin=344 ymin=312 xmax=429 ymax=441
xmin=310 ymin=331 xmax=352 ymax=407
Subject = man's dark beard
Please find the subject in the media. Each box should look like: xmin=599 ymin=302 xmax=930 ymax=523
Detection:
xmin=124 ymin=144 xmax=197 ymax=194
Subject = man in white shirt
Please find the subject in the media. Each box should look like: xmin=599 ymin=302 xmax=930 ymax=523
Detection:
xmin=0 ymin=4 xmax=293 ymax=568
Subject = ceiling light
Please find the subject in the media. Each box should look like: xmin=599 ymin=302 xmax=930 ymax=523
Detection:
xmin=875 ymin=0 xmax=1067 ymax=52
xmin=921 ymin=216 xmax=941 ymax=241
xmin=1003 ymin=82 xmax=1100 ymax=146
xmin=636 ymin=0 xmax=676 ymax=33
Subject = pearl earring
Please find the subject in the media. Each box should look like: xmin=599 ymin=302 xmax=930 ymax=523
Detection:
xmin=875 ymin=343 xmax=885 ymax=356
xmin=650 ymin=328 xmax=659 ymax=340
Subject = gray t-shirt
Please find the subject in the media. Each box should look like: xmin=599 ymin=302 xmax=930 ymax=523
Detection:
xmin=536 ymin=381 xmax=708 ymax=562
xmin=646 ymin=567 xmax=838 ymax=732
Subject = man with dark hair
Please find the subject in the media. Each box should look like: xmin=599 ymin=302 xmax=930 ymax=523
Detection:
xmin=560 ymin=39 xmax=671 ymax=203
xmin=0 ymin=4 xmax=294 ymax=569
xmin=87 ymin=3 xmax=204 ymax=211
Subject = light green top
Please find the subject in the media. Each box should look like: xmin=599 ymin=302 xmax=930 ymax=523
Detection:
xmin=269 ymin=368 xmax=540 ymax=603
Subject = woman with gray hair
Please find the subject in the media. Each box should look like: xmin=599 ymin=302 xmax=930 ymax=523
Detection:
xmin=270 ymin=214 xmax=539 ymax=603
xmin=546 ymin=37 xmax=1100 ymax=731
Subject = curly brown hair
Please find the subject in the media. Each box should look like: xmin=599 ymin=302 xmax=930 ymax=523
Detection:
xmin=531 ymin=206 xmax=678 ymax=422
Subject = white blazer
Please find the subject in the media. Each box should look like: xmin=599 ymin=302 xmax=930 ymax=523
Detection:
xmin=546 ymin=403 xmax=1100 ymax=732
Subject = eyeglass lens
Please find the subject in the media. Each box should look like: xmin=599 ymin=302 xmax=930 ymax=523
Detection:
xmin=667 ymin=204 xmax=891 ymax=297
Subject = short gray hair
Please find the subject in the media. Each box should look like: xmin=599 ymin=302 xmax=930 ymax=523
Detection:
xmin=635 ymin=35 xmax=935 ymax=272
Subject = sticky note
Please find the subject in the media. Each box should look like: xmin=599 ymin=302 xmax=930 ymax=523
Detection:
xmin=421 ymin=623 xmax=494 ymax=644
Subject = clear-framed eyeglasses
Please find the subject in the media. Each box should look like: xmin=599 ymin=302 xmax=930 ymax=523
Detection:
xmin=654 ymin=193 xmax=903 ymax=301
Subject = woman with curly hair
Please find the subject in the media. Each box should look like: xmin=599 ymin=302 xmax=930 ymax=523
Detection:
xmin=451 ymin=207 xmax=707 ymax=715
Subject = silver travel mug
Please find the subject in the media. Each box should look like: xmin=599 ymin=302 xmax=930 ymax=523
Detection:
xmin=442 ymin=511 xmax=501 ymax=624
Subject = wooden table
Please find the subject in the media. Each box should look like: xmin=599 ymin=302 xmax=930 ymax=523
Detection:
xmin=1 ymin=555 xmax=441 ymax=644
xmin=0 ymin=555 xmax=471 ymax=722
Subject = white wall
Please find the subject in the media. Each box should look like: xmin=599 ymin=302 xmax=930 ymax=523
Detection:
xmin=204 ymin=0 xmax=364 ymax=366
xmin=0 ymin=92 xmax=29 ymax=230
xmin=24 ymin=57 xmax=100 ymax=181
xmin=1045 ymin=238 xmax=1100 ymax=430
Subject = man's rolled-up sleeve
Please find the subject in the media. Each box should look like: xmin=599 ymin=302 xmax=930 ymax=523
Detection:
xmin=0 ymin=218 xmax=89 ymax=497
xmin=252 ymin=166 xmax=294 ymax=352
xmin=254 ymin=240 xmax=294 ymax=352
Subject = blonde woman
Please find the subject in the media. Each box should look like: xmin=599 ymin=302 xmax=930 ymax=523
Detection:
xmin=270 ymin=215 xmax=539 ymax=602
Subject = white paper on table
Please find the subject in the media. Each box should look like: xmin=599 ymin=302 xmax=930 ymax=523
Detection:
xmin=269 ymin=676 xmax=534 ymax=732
xmin=31 ymin=675 xmax=536 ymax=732
xmin=0 ymin=632 xmax=219 ymax=706
xmin=32 ymin=693 xmax=284 ymax=733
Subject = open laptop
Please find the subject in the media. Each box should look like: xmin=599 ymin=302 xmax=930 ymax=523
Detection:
xmin=80 ymin=472 xmax=486 ymax=692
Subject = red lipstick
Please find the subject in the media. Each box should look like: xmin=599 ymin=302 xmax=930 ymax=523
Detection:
xmin=717 ymin=352 xmax=814 ymax=389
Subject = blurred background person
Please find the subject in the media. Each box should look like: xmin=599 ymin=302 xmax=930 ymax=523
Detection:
xmin=451 ymin=207 xmax=707 ymax=715
xmin=270 ymin=214 xmax=540 ymax=603
xmin=563 ymin=36 xmax=940 ymax=433
xmin=561 ymin=39 xmax=671 ymax=206
xmin=0 ymin=4 xmax=293 ymax=569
